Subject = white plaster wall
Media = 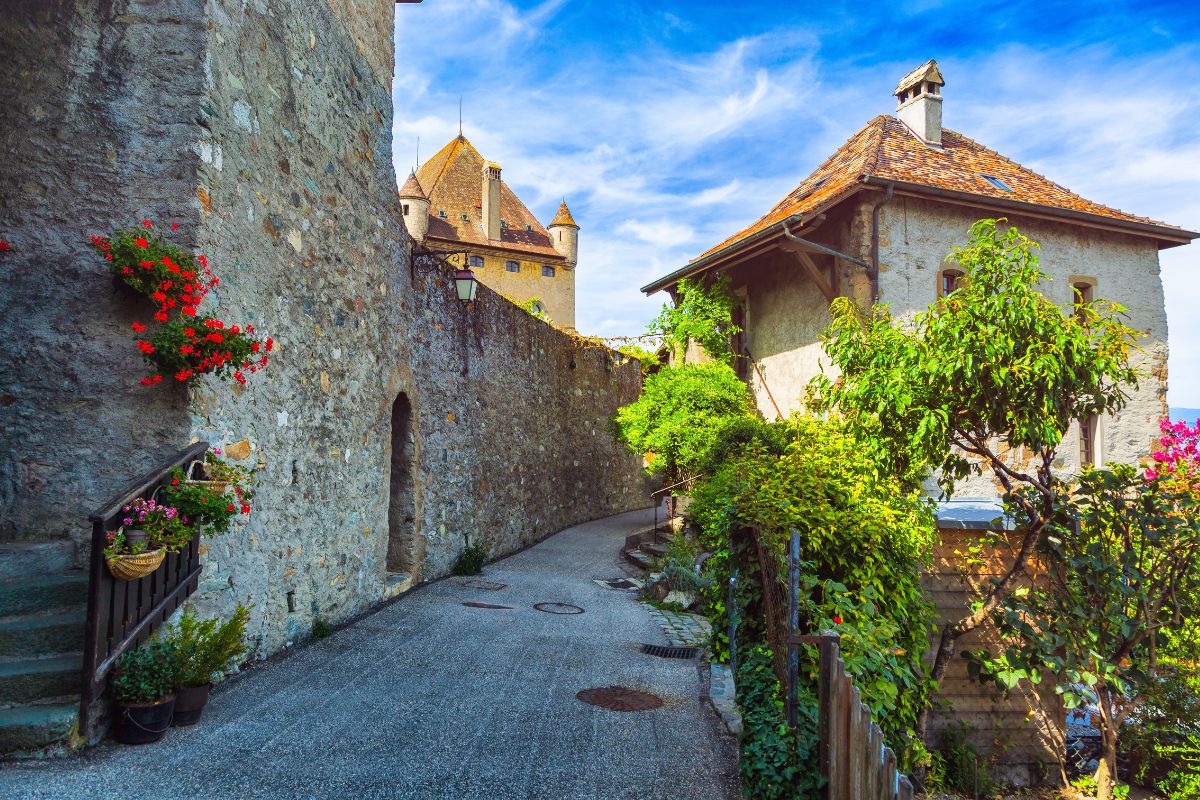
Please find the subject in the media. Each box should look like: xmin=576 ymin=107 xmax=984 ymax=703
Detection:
xmin=876 ymin=196 xmax=1168 ymax=495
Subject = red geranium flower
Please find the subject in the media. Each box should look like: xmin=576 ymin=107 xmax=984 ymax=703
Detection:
xmin=135 ymin=237 xmax=148 ymax=248
xmin=131 ymin=321 xmax=146 ymax=333
xmin=240 ymin=504 xmax=250 ymax=514
xmin=142 ymin=220 xmax=153 ymax=228
xmin=0 ymin=239 xmax=10 ymax=252
xmin=153 ymin=312 xmax=169 ymax=322
xmin=833 ymin=615 xmax=843 ymax=625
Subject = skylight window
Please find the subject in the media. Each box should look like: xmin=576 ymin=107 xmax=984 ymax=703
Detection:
xmin=981 ymin=174 xmax=1014 ymax=192
xmin=810 ymin=176 xmax=829 ymax=191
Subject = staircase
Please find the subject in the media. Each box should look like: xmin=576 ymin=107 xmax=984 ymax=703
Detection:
xmin=0 ymin=542 xmax=86 ymax=755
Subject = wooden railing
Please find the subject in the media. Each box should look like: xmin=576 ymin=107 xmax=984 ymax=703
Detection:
xmin=792 ymin=633 xmax=915 ymax=800
xmin=79 ymin=441 xmax=209 ymax=740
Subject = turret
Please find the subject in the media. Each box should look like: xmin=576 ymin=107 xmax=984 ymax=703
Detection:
xmin=548 ymin=200 xmax=579 ymax=266
xmin=398 ymin=171 xmax=429 ymax=243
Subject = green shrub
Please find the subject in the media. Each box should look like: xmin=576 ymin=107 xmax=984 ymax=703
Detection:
xmin=160 ymin=604 xmax=250 ymax=688
xmin=937 ymin=721 xmax=991 ymax=796
xmin=690 ymin=415 xmax=936 ymax=755
xmin=452 ymin=542 xmax=487 ymax=576
xmin=659 ymin=534 xmax=713 ymax=596
xmin=311 ymin=618 xmax=332 ymax=639
xmin=612 ymin=362 xmax=754 ymax=481
xmin=112 ymin=641 xmax=179 ymax=704
xmin=737 ymin=645 xmax=823 ymax=800
xmin=649 ymin=273 xmax=741 ymax=365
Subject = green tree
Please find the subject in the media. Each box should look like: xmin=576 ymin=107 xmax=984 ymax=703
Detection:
xmin=966 ymin=465 xmax=1200 ymax=800
xmin=612 ymin=363 xmax=754 ymax=482
xmin=650 ymin=273 xmax=740 ymax=364
xmin=810 ymin=219 xmax=1143 ymax=739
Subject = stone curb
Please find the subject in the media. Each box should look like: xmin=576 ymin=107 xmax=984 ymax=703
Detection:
xmin=708 ymin=662 xmax=742 ymax=737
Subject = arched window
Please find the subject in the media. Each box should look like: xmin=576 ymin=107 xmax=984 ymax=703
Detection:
xmin=467 ymin=255 xmax=483 ymax=269
xmin=939 ymin=268 xmax=965 ymax=297
xmin=505 ymin=261 xmax=520 ymax=273
xmin=530 ymin=301 xmax=546 ymax=315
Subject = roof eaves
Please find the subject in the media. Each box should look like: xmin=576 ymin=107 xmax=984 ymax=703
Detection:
xmin=865 ymin=177 xmax=1200 ymax=247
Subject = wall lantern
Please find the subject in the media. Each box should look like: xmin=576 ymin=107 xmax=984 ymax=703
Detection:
xmin=454 ymin=267 xmax=479 ymax=303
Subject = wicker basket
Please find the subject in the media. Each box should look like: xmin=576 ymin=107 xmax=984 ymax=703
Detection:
xmin=107 ymin=548 xmax=166 ymax=581
xmin=183 ymin=460 xmax=229 ymax=494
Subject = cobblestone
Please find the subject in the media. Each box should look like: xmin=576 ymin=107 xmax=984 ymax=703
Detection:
xmin=648 ymin=606 xmax=712 ymax=648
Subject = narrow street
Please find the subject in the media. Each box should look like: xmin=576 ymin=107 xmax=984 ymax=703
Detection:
xmin=0 ymin=508 xmax=740 ymax=800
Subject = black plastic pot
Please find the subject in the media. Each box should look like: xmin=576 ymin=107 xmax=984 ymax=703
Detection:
xmin=114 ymin=695 xmax=175 ymax=744
xmin=172 ymin=684 xmax=210 ymax=726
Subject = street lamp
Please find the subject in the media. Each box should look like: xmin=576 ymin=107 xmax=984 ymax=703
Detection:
xmin=454 ymin=267 xmax=478 ymax=303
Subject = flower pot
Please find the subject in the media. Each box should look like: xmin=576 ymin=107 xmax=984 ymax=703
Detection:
xmin=107 ymin=548 xmax=166 ymax=580
xmin=172 ymin=683 xmax=211 ymax=726
xmin=124 ymin=529 xmax=148 ymax=547
xmin=114 ymin=695 xmax=175 ymax=744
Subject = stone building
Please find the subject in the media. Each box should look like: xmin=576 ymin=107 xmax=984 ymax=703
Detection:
xmin=641 ymin=61 xmax=1198 ymax=782
xmin=0 ymin=0 xmax=643 ymax=751
xmin=399 ymin=135 xmax=580 ymax=329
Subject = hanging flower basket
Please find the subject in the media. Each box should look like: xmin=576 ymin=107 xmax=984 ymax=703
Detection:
xmin=107 ymin=548 xmax=166 ymax=581
xmin=182 ymin=459 xmax=229 ymax=494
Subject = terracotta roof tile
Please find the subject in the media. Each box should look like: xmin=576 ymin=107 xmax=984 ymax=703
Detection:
xmin=398 ymin=171 xmax=427 ymax=200
xmin=691 ymin=115 xmax=1190 ymax=264
xmin=413 ymin=136 xmax=564 ymax=260
xmin=550 ymin=200 xmax=578 ymax=228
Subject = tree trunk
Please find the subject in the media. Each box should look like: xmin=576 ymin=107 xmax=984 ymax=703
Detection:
xmin=1094 ymin=687 xmax=1119 ymax=800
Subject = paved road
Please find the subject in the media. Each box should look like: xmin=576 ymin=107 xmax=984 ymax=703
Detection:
xmin=0 ymin=508 xmax=740 ymax=800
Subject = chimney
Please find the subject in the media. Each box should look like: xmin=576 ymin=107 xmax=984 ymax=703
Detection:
xmin=894 ymin=60 xmax=945 ymax=146
xmin=482 ymin=161 xmax=502 ymax=240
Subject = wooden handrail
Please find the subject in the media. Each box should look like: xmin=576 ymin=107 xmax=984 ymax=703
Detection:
xmin=79 ymin=441 xmax=210 ymax=742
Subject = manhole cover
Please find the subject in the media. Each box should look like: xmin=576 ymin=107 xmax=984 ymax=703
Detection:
xmin=464 ymin=579 xmax=507 ymax=591
xmin=595 ymin=578 xmax=639 ymax=590
xmin=533 ymin=602 xmax=585 ymax=615
xmin=462 ymin=601 xmax=513 ymax=609
xmin=641 ymin=644 xmax=700 ymax=659
xmin=576 ymin=686 xmax=664 ymax=712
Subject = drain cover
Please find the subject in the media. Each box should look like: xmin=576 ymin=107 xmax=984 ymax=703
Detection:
xmin=576 ymin=686 xmax=664 ymax=712
xmin=595 ymin=578 xmax=639 ymax=590
xmin=462 ymin=601 xmax=513 ymax=609
xmin=464 ymin=579 xmax=507 ymax=591
xmin=642 ymin=644 xmax=700 ymax=659
xmin=533 ymin=602 xmax=585 ymax=615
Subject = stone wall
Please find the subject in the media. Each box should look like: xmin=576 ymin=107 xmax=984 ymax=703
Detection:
xmin=0 ymin=0 xmax=648 ymax=659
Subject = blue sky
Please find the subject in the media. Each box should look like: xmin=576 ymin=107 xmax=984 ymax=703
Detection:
xmin=391 ymin=0 xmax=1200 ymax=405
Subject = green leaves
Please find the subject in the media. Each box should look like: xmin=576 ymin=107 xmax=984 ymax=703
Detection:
xmin=650 ymin=274 xmax=741 ymax=364
xmin=159 ymin=604 xmax=251 ymax=688
xmin=112 ymin=641 xmax=180 ymax=703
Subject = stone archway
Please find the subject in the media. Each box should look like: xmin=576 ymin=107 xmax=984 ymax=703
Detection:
xmin=386 ymin=392 xmax=417 ymax=578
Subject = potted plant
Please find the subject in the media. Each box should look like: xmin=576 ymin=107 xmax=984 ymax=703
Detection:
xmin=160 ymin=604 xmax=250 ymax=725
xmin=111 ymin=641 xmax=179 ymax=744
xmin=160 ymin=451 xmax=256 ymax=534
xmin=105 ymin=497 xmax=193 ymax=580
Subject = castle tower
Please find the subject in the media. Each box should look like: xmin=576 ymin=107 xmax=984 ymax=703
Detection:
xmin=398 ymin=171 xmax=429 ymax=243
xmin=547 ymin=200 xmax=579 ymax=266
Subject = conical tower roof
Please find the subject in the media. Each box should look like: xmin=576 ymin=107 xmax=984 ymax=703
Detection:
xmin=549 ymin=200 xmax=578 ymax=229
xmin=398 ymin=171 xmax=427 ymax=200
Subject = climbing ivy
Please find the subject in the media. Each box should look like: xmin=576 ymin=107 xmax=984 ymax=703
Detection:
xmin=649 ymin=273 xmax=740 ymax=364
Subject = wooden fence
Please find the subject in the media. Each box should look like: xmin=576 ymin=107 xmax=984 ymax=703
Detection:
xmin=792 ymin=633 xmax=915 ymax=800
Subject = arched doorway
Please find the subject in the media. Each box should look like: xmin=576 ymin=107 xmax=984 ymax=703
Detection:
xmin=386 ymin=393 xmax=416 ymax=575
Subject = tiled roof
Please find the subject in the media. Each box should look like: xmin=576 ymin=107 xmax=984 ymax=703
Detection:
xmin=413 ymin=136 xmax=564 ymax=260
xmin=398 ymin=171 xmax=427 ymax=200
xmin=691 ymin=115 xmax=1193 ymax=264
xmin=550 ymin=200 xmax=578 ymax=228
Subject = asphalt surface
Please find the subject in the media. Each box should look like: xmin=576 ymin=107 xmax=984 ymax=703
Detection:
xmin=0 ymin=507 xmax=740 ymax=800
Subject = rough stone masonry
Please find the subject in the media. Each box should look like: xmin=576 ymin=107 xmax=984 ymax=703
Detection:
xmin=0 ymin=1 xmax=649 ymax=656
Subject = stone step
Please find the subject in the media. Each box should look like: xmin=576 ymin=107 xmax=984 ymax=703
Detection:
xmin=0 ymin=573 xmax=88 ymax=617
xmin=0 ymin=610 xmax=86 ymax=660
xmin=0 ymin=655 xmax=82 ymax=706
xmin=642 ymin=543 xmax=670 ymax=557
xmin=0 ymin=541 xmax=78 ymax=581
xmin=0 ymin=702 xmax=78 ymax=755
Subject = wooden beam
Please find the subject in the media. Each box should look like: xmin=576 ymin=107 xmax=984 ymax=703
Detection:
xmin=783 ymin=246 xmax=836 ymax=302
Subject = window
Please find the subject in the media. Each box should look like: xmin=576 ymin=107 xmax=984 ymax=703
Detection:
xmin=980 ymin=173 xmax=1014 ymax=192
xmin=437 ymin=210 xmax=447 ymax=218
xmin=1080 ymin=415 xmax=1098 ymax=467
xmin=460 ymin=213 xmax=470 ymax=221
xmin=541 ymin=265 xmax=555 ymax=278
xmin=402 ymin=204 xmax=409 ymax=216
xmin=500 ymin=220 xmax=508 ymax=229
xmin=505 ymin=261 xmax=520 ymax=273
xmin=810 ymin=176 xmax=828 ymax=191
xmin=1073 ymin=280 xmax=1094 ymax=321
xmin=467 ymin=255 xmax=484 ymax=269
xmin=530 ymin=301 xmax=547 ymax=315
xmin=525 ymin=224 xmax=533 ymax=231
xmin=939 ymin=269 xmax=965 ymax=297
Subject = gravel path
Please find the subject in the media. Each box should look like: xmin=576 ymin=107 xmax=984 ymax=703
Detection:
xmin=0 ymin=507 xmax=740 ymax=800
